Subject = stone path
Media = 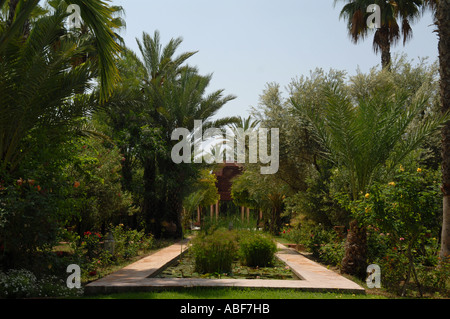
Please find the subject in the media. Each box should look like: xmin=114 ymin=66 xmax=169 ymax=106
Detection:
xmin=84 ymin=239 xmax=365 ymax=295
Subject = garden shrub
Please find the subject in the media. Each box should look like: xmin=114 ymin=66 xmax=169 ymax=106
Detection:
xmin=82 ymin=231 xmax=103 ymax=260
xmin=239 ymin=231 xmax=277 ymax=267
xmin=351 ymin=167 xmax=444 ymax=295
xmin=280 ymin=227 xmax=305 ymax=246
xmin=111 ymin=224 xmax=154 ymax=261
xmin=191 ymin=228 xmax=238 ymax=274
xmin=303 ymin=225 xmax=337 ymax=258
xmin=377 ymin=247 xmax=409 ymax=294
xmin=0 ymin=269 xmax=83 ymax=299
xmin=317 ymin=240 xmax=345 ymax=267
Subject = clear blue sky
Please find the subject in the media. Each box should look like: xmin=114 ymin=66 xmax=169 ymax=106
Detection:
xmin=111 ymin=0 xmax=438 ymax=120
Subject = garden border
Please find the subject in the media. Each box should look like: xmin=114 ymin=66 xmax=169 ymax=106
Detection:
xmin=84 ymin=238 xmax=365 ymax=295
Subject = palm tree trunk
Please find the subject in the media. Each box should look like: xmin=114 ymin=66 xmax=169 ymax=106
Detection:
xmin=7 ymin=0 xmax=19 ymax=25
xmin=341 ymin=220 xmax=367 ymax=279
xmin=381 ymin=45 xmax=391 ymax=71
xmin=7 ymin=0 xmax=31 ymax=37
xmin=377 ymin=26 xmax=391 ymax=70
xmin=142 ymin=158 xmax=161 ymax=238
xmin=438 ymin=0 xmax=450 ymax=262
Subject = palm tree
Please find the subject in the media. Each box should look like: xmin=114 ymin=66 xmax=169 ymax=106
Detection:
xmin=434 ymin=0 xmax=450 ymax=262
xmin=419 ymin=0 xmax=450 ymax=265
xmin=291 ymin=73 xmax=449 ymax=277
xmin=105 ymin=31 xmax=237 ymax=238
xmin=0 ymin=0 xmax=124 ymax=174
xmin=152 ymin=65 xmax=237 ymax=238
xmin=0 ymin=4 xmax=91 ymax=173
xmin=226 ymin=115 xmax=261 ymax=163
xmin=335 ymin=0 xmax=423 ymax=69
xmin=0 ymin=0 xmax=123 ymax=101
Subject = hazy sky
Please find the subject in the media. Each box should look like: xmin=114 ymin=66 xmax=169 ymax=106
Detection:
xmin=111 ymin=0 xmax=439 ymax=120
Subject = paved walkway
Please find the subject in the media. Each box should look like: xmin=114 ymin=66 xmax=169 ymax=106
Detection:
xmin=84 ymin=239 xmax=365 ymax=295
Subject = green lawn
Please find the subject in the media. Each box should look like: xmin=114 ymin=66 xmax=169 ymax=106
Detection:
xmin=83 ymin=287 xmax=388 ymax=299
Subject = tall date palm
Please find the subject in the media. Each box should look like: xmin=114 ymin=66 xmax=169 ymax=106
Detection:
xmin=335 ymin=0 xmax=423 ymax=69
xmin=434 ymin=0 xmax=450 ymax=262
xmin=104 ymin=31 xmax=237 ymax=238
xmin=0 ymin=0 xmax=124 ymax=174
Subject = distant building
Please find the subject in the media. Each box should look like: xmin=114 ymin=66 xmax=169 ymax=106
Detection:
xmin=213 ymin=162 xmax=243 ymax=202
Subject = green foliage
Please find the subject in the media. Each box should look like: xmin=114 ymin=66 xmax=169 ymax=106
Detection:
xmin=190 ymin=228 xmax=239 ymax=274
xmin=279 ymin=227 xmax=304 ymax=245
xmin=101 ymin=31 xmax=237 ymax=238
xmin=305 ymin=225 xmax=345 ymax=267
xmin=0 ymin=0 xmax=128 ymax=273
xmin=352 ymin=167 xmax=441 ymax=248
xmin=238 ymin=231 xmax=277 ymax=267
xmin=66 ymin=137 xmax=137 ymax=233
xmin=231 ymin=168 xmax=289 ymax=235
xmin=280 ymin=224 xmax=345 ymax=267
xmin=377 ymin=247 xmax=410 ymax=293
xmin=183 ymin=169 xmax=220 ymax=228
xmin=0 ymin=163 xmax=77 ymax=270
xmin=201 ymin=215 xmax=258 ymax=236
xmin=350 ymin=166 xmax=445 ymax=294
xmin=81 ymin=231 xmax=103 ymax=260
xmin=0 ymin=269 xmax=83 ymax=299
xmin=110 ymin=224 xmax=154 ymax=261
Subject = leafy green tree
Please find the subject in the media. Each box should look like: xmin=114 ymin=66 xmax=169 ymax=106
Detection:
xmin=291 ymin=64 xmax=448 ymax=277
xmin=66 ymin=135 xmax=137 ymax=235
xmin=253 ymin=75 xmax=348 ymax=228
xmin=0 ymin=0 xmax=124 ymax=270
xmin=353 ymin=167 xmax=441 ymax=296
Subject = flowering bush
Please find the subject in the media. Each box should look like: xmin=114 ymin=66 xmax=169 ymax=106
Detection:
xmin=377 ymin=247 xmax=410 ymax=293
xmin=352 ymin=166 xmax=443 ymax=295
xmin=0 ymin=269 xmax=83 ymax=299
xmin=82 ymin=231 xmax=102 ymax=260
xmin=0 ymin=269 xmax=38 ymax=298
xmin=279 ymin=227 xmax=304 ymax=246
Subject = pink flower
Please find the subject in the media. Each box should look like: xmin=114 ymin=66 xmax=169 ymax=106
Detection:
xmin=399 ymin=237 xmax=405 ymax=241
